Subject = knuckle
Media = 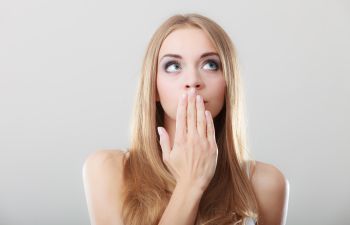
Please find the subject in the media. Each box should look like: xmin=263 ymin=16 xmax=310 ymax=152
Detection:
xmin=190 ymin=131 xmax=200 ymax=140
xmin=209 ymin=147 xmax=217 ymax=156
xmin=200 ymin=141 xmax=209 ymax=150
xmin=187 ymin=128 xmax=195 ymax=137
xmin=174 ymin=135 xmax=185 ymax=145
xmin=173 ymin=140 xmax=181 ymax=147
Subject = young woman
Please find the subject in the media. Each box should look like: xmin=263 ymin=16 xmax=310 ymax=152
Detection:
xmin=83 ymin=13 xmax=289 ymax=225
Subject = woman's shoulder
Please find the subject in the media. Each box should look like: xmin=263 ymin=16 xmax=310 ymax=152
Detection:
xmin=85 ymin=148 xmax=128 ymax=158
xmin=82 ymin=148 xmax=129 ymax=191
xmin=250 ymin=160 xmax=288 ymax=189
xmin=83 ymin=149 xmax=128 ymax=170
xmin=82 ymin=149 xmax=128 ymax=224
xmin=82 ymin=148 xmax=129 ymax=187
xmin=250 ymin=160 xmax=289 ymax=224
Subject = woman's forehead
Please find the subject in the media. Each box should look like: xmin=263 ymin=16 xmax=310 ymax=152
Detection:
xmin=158 ymin=27 xmax=217 ymax=60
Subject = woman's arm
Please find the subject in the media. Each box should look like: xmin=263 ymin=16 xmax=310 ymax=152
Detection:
xmin=82 ymin=149 xmax=126 ymax=225
xmin=251 ymin=161 xmax=290 ymax=225
xmin=158 ymin=180 xmax=203 ymax=225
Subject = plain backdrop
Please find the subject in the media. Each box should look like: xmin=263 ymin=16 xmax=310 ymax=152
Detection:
xmin=1 ymin=0 xmax=349 ymax=224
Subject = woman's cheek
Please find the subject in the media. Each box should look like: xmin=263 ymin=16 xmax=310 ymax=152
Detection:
xmin=158 ymin=92 xmax=178 ymax=119
xmin=170 ymin=93 xmax=180 ymax=118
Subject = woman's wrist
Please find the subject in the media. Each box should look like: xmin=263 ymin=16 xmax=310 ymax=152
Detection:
xmin=175 ymin=179 xmax=205 ymax=200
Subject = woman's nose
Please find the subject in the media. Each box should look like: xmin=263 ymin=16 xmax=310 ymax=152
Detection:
xmin=186 ymin=83 xmax=201 ymax=89
xmin=185 ymin=70 xmax=203 ymax=90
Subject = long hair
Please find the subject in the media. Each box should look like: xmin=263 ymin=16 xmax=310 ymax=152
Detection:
xmin=121 ymin=13 xmax=260 ymax=225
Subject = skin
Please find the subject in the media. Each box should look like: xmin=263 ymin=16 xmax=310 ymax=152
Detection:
xmin=156 ymin=27 xmax=226 ymax=149
xmin=82 ymin=27 xmax=289 ymax=225
xmin=157 ymin=89 xmax=218 ymax=224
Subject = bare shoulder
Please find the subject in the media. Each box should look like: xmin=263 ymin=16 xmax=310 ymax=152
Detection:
xmin=82 ymin=149 xmax=128 ymax=186
xmin=83 ymin=149 xmax=128 ymax=171
xmin=250 ymin=161 xmax=288 ymax=190
xmin=250 ymin=161 xmax=290 ymax=225
xmin=82 ymin=149 xmax=128 ymax=225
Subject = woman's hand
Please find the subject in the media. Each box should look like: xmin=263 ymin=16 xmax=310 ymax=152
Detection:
xmin=157 ymin=89 xmax=218 ymax=192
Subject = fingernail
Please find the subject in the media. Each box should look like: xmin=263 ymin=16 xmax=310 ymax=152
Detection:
xmin=196 ymin=95 xmax=201 ymax=102
xmin=190 ymin=88 xmax=195 ymax=95
xmin=157 ymin=127 xmax=163 ymax=135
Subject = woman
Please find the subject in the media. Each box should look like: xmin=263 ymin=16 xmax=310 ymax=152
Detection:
xmin=83 ymin=13 xmax=289 ymax=225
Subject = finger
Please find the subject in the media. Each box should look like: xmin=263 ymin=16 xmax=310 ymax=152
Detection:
xmin=158 ymin=127 xmax=177 ymax=177
xmin=157 ymin=127 xmax=171 ymax=162
xmin=174 ymin=93 xmax=187 ymax=142
xmin=196 ymin=95 xmax=206 ymax=138
xmin=205 ymin=110 xmax=216 ymax=144
xmin=187 ymin=89 xmax=196 ymax=134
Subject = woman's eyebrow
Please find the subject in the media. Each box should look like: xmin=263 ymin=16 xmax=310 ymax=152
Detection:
xmin=159 ymin=52 xmax=219 ymax=62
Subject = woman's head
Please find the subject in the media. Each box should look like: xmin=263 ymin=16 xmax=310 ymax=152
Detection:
xmin=132 ymin=13 xmax=247 ymax=160
xmin=156 ymin=27 xmax=226 ymax=124
xmin=126 ymin=13 xmax=258 ymax=225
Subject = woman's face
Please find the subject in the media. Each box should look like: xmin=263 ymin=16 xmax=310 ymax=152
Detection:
xmin=156 ymin=27 xmax=226 ymax=122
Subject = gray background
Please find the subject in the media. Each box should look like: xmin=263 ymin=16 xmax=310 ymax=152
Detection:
xmin=1 ymin=0 xmax=349 ymax=224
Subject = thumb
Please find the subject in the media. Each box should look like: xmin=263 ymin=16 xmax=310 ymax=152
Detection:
xmin=157 ymin=126 xmax=171 ymax=162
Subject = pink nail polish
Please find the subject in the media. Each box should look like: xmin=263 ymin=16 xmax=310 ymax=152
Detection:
xmin=157 ymin=127 xmax=162 ymax=135
xmin=190 ymin=88 xmax=195 ymax=96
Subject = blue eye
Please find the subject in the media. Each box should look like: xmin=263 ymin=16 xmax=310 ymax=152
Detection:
xmin=164 ymin=60 xmax=181 ymax=73
xmin=163 ymin=59 xmax=220 ymax=73
xmin=203 ymin=60 xmax=219 ymax=71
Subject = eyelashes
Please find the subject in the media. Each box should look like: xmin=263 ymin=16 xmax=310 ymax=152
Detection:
xmin=163 ymin=59 xmax=221 ymax=73
xmin=164 ymin=60 xmax=181 ymax=72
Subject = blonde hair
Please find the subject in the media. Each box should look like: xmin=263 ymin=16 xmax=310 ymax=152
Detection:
xmin=122 ymin=13 xmax=259 ymax=225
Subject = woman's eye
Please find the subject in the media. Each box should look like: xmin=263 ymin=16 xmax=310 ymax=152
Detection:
xmin=163 ymin=59 xmax=220 ymax=73
xmin=203 ymin=60 xmax=219 ymax=71
xmin=164 ymin=61 xmax=181 ymax=73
